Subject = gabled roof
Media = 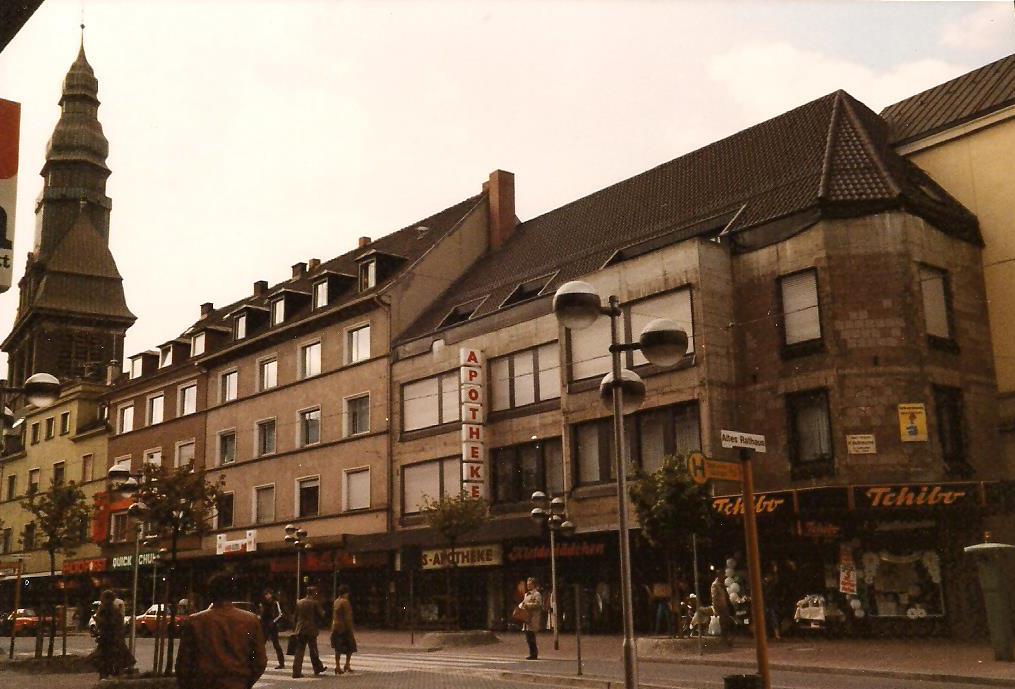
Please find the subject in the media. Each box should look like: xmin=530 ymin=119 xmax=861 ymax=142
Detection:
xmin=400 ymin=90 xmax=979 ymax=341
xmin=880 ymin=54 xmax=1015 ymax=145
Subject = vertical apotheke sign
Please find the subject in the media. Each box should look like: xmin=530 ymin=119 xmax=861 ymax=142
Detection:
xmin=460 ymin=348 xmax=486 ymax=499
xmin=0 ymin=99 xmax=20 ymax=293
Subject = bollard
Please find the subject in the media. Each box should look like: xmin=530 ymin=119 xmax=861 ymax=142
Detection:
xmin=723 ymin=674 xmax=762 ymax=689
xmin=964 ymin=542 xmax=1015 ymax=661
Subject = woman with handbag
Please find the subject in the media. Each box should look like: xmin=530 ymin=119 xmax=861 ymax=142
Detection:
xmin=515 ymin=577 xmax=543 ymax=660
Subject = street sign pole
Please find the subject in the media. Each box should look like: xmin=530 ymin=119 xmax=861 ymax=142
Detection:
xmin=738 ymin=447 xmax=771 ymax=689
xmin=7 ymin=559 xmax=22 ymax=659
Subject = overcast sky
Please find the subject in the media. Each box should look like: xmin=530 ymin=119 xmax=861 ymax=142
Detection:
xmin=0 ymin=0 xmax=1012 ymax=371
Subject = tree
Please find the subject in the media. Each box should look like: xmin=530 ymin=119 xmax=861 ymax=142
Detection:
xmin=421 ymin=492 xmax=489 ymax=630
xmin=19 ymin=479 xmax=92 ymax=658
xmin=131 ymin=463 xmax=224 ymax=675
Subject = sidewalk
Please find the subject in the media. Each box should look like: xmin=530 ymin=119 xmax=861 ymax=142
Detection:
xmin=353 ymin=629 xmax=1015 ymax=685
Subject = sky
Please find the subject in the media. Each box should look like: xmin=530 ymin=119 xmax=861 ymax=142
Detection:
xmin=0 ymin=0 xmax=1012 ymax=372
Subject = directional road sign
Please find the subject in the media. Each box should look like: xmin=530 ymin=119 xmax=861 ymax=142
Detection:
xmin=686 ymin=451 xmax=743 ymax=485
xmin=720 ymin=429 xmax=767 ymax=453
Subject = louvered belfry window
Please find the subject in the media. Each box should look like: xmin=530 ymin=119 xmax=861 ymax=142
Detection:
xmin=780 ymin=269 xmax=821 ymax=345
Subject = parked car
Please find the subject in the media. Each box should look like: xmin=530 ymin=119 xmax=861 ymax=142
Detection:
xmin=133 ymin=604 xmax=187 ymax=636
xmin=87 ymin=600 xmax=133 ymax=637
xmin=1 ymin=608 xmax=52 ymax=636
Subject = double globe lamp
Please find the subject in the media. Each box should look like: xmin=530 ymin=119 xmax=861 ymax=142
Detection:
xmin=552 ymin=280 xmax=688 ymax=689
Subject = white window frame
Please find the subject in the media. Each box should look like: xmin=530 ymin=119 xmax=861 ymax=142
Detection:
xmin=234 ymin=314 xmax=247 ymax=340
xmin=255 ymin=417 xmax=277 ymax=457
xmin=191 ymin=332 xmax=206 ymax=357
xmin=220 ymin=369 xmax=239 ymax=403
xmin=129 ymin=357 xmax=143 ymax=379
xmin=343 ymin=466 xmax=371 ymax=512
xmin=299 ymin=339 xmax=322 ymax=379
xmin=52 ymin=461 xmax=65 ymax=486
xmin=159 ymin=346 xmax=173 ymax=368
xmin=217 ymin=429 xmax=237 ymax=466
xmin=345 ymin=323 xmax=371 ymax=364
xmin=313 ymin=280 xmax=328 ymax=309
xmin=146 ymin=393 xmax=165 ymax=426
xmin=401 ymin=371 xmax=460 ymax=432
xmin=919 ymin=264 xmax=952 ymax=340
xmin=297 ymin=406 xmax=322 ymax=447
xmin=174 ymin=439 xmax=196 ymax=468
xmin=780 ymin=270 xmax=821 ymax=346
xmin=178 ymin=381 xmax=198 ymax=416
xmin=258 ymin=356 xmax=279 ymax=391
xmin=215 ymin=491 xmax=235 ymax=530
xmin=252 ymin=483 xmax=276 ymax=526
xmin=295 ymin=474 xmax=321 ymax=519
xmin=359 ymin=260 xmax=376 ymax=291
xmin=117 ymin=404 xmax=134 ymax=434
xmin=490 ymin=342 xmax=561 ymax=412
xmin=270 ymin=298 xmax=285 ymax=326
xmin=28 ymin=467 xmax=40 ymax=493
xmin=344 ymin=393 xmax=370 ymax=437
xmin=59 ymin=411 xmax=71 ymax=435
xmin=81 ymin=454 xmax=94 ymax=483
xmin=109 ymin=511 xmax=129 ymax=543
xmin=143 ymin=447 xmax=163 ymax=467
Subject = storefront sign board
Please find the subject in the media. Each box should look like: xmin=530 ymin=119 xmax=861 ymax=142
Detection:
xmin=0 ymin=560 xmax=22 ymax=577
xmin=720 ymin=429 xmax=766 ymax=453
xmin=898 ymin=403 xmax=928 ymax=442
xmin=838 ymin=566 xmax=857 ymax=595
xmin=712 ymin=494 xmax=786 ymax=516
xmin=687 ymin=452 xmax=742 ymax=485
xmin=506 ymin=541 xmax=606 ymax=562
xmin=0 ymin=99 xmax=19 ymax=293
xmin=421 ymin=544 xmax=502 ymax=570
xmin=857 ymin=483 xmax=975 ymax=509
xmin=111 ymin=551 xmax=157 ymax=570
xmin=846 ymin=434 xmax=877 ymax=454
xmin=216 ymin=529 xmax=257 ymax=555
xmin=62 ymin=558 xmax=107 ymax=575
xmin=460 ymin=347 xmax=485 ymax=500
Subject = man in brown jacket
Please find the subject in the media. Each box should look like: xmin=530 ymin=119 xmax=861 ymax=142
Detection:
xmin=176 ymin=573 xmax=266 ymax=689
xmin=292 ymin=585 xmax=327 ymax=678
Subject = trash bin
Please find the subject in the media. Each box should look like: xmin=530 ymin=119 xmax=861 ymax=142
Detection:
xmin=965 ymin=542 xmax=1015 ymax=662
xmin=723 ymin=674 xmax=762 ymax=689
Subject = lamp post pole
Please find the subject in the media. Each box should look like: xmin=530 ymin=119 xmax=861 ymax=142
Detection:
xmin=285 ymin=525 xmax=310 ymax=606
xmin=531 ymin=492 xmax=575 ymax=653
xmin=548 ymin=526 xmax=559 ymax=650
xmin=129 ymin=523 xmax=142 ymax=663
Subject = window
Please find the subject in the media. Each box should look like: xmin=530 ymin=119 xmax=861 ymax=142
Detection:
xmin=175 ymin=440 xmax=195 ymax=468
xmin=234 ymin=314 xmax=247 ymax=340
xmin=144 ymin=448 xmax=162 ymax=467
xmin=191 ymin=332 xmax=206 ymax=356
xmin=347 ymin=325 xmax=370 ymax=364
xmin=402 ymin=372 xmax=459 ymax=431
xmin=630 ymin=289 xmax=695 ymax=365
xmin=81 ymin=454 xmax=93 ymax=482
xmin=313 ymin=281 xmax=328 ymax=309
xmin=160 ymin=347 xmax=173 ymax=368
xmin=780 ymin=270 xmax=821 ymax=346
xmin=297 ymin=477 xmax=320 ymax=518
xmin=935 ymin=386 xmax=968 ymax=476
xmin=493 ymin=438 xmax=563 ymax=503
xmin=30 ymin=422 xmax=39 ymax=444
xmin=259 ymin=358 xmax=278 ymax=391
xmin=1 ymin=529 xmax=10 ymax=554
xmin=491 ymin=343 xmax=560 ymax=411
xmin=147 ymin=395 xmax=164 ymax=425
xmin=574 ymin=419 xmax=631 ymax=484
xmin=300 ymin=342 xmax=322 ymax=378
xmin=438 ymin=301 xmax=481 ymax=329
xmin=359 ymin=260 xmax=376 ymax=291
xmin=23 ymin=523 xmax=36 ymax=550
xmin=130 ymin=358 xmax=143 ymax=379
xmin=344 ymin=468 xmax=370 ymax=511
xmin=219 ymin=431 xmax=236 ymax=465
xmin=569 ymin=315 xmax=612 ymax=381
xmin=28 ymin=468 xmax=40 ymax=494
xmin=5 ymin=475 xmax=16 ymax=501
xmin=501 ymin=275 xmax=552 ymax=307
xmin=271 ymin=298 xmax=284 ymax=326
xmin=221 ymin=371 xmax=238 ymax=403
xmin=402 ymin=457 xmax=460 ymax=514
xmin=179 ymin=384 xmax=197 ymax=415
xmin=44 ymin=417 xmax=54 ymax=439
xmin=299 ymin=408 xmax=321 ymax=446
xmin=920 ymin=265 xmax=952 ymax=341
xmin=787 ymin=389 xmax=833 ymax=479
xmin=59 ymin=412 xmax=71 ymax=435
xmin=109 ymin=512 xmax=128 ymax=543
xmin=216 ymin=493 xmax=234 ymax=529
xmin=254 ymin=485 xmax=275 ymax=524
xmin=346 ymin=395 xmax=370 ymax=436
xmin=629 ymin=403 xmax=701 ymax=475
xmin=256 ymin=419 xmax=276 ymax=456
xmin=53 ymin=462 xmax=65 ymax=486
xmin=117 ymin=405 xmax=134 ymax=434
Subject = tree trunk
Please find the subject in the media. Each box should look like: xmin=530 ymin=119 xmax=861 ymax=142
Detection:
xmin=61 ymin=573 xmax=68 ymax=656
xmin=47 ymin=550 xmax=56 ymax=658
xmin=445 ymin=540 xmax=456 ymax=631
xmin=164 ymin=529 xmax=179 ymax=675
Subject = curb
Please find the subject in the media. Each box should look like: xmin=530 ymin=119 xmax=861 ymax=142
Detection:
xmin=501 ymin=671 xmax=685 ymax=689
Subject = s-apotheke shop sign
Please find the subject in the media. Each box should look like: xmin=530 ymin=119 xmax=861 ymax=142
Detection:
xmin=421 ymin=544 xmax=502 ymax=570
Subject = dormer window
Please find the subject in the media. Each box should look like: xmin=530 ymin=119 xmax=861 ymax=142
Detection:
xmin=159 ymin=347 xmax=172 ymax=368
xmin=270 ymin=298 xmax=285 ymax=326
xmin=501 ymin=274 xmax=554 ymax=308
xmin=191 ymin=332 xmax=206 ymax=357
xmin=438 ymin=298 xmax=485 ymax=329
xmin=129 ymin=358 xmax=143 ymax=379
xmin=359 ymin=260 xmax=376 ymax=292
xmin=313 ymin=280 xmax=328 ymax=309
xmin=235 ymin=314 xmax=247 ymax=340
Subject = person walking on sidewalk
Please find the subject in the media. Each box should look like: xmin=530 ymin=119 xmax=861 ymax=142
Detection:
xmin=259 ymin=589 xmax=286 ymax=669
xmin=519 ymin=577 xmax=544 ymax=660
xmin=291 ymin=585 xmax=327 ymax=678
xmin=176 ymin=573 xmax=267 ymax=689
xmin=89 ymin=589 xmax=134 ymax=679
xmin=330 ymin=584 xmax=358 ymax=675
xmin=711 ymin=572 xmax=735 ymax=648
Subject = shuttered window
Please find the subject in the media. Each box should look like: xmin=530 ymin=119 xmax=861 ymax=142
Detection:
xmin=490 ymin=343 xmax=561 ymax=412
xmin=920 ymin=265 xmax=951 ymax=339
xmin=254 ymin=486 xmax=275 ymax=524
xmin=780 ymin=270 xmax=821 ymax=345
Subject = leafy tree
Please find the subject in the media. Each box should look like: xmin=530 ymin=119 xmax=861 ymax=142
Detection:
xmin=129 ymin=463 xmax=224 ymax=674
xmin=421 ymin=492 xmax=489 ymax=630
xmin=20 ymin=478 xmax=92 ymax=658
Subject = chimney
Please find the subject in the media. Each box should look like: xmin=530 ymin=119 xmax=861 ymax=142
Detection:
xmin=292 ymin=262 xmax=307 ymax=279
xmin=106 ymin=360 xmax=120 ymax=386
xmin=487 ymin=169 xmax=516 ymax=250
xmin=308 ymin=258 xmax=321 ymax=272
xmin=200 ymin=302 xmax=214 ymax=318
xmin=253 ymin=280 xmax=268 ymax=297
xmin=358 ymin=236 xmax=371 ymax=248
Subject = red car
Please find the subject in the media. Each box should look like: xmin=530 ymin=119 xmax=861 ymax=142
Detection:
xmin=133 ymin=604 xmax=188 ymax=636
xmin=3 ymin=608 xmax=53 ymax=636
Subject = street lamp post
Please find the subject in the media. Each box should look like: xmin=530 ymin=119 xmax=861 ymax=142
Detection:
xmin=553 ymin=281 xmax=688 ymax=689
xmin=284 ymin=525 xmax=311 ymax=605
xmin=530 ymin=492 xmax=576 ymax=651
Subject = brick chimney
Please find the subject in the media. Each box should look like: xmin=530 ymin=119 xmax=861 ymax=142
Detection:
xmin=200 ymin=302 xmax=214 ymax=318
xmin=292 ymin=262 xmax=307 ymax=279
xmin=486 ymin=169 xmax=515 ymax=250
xmin=358 ymin=236 xmax=371 ymax=248
xmin=253 ymin=280 xmax=268 ymax=297
xmin=308 ymin=258 xmax=321 ymax=272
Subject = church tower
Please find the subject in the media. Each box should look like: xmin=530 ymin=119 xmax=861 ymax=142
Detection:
xmin=1 ymin=39 xmax=134 ymax=388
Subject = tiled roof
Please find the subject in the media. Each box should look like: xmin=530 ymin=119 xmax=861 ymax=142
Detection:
xmin=880 ymin=54 xmax=1015 ymax=145
xmin=401 ymin=90 xmax=979 ymax=342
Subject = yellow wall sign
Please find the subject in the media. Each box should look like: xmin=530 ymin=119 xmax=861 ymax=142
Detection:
xmin=898 ymin=403 xmax=928 ymax=442
xmin=686 ymin=452 xmax=742 ymax=485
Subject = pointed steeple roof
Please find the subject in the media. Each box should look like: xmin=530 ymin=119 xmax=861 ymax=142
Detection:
xmin=44 ymin=38 xmax=109 ymax=173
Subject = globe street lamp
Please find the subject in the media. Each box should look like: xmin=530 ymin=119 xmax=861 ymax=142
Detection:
xmin=0 ymin=373 xmax=63 ymax=449
xmin=530 ymin=491 xmax=576 ymax=651
xmin=107 ymin=462 xmax=150 ymax=668
xmin=284 ymin=525 xmax=311 ymax=605
xmin=553 ymin=281 xmax=688 ymax=689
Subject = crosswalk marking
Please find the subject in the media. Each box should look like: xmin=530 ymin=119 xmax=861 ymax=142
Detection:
xmin=253 ymin=652 xmax=513 ymax=685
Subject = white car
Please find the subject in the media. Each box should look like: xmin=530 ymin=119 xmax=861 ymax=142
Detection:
xmin=87 ymin=600 xmax=133 ymax=637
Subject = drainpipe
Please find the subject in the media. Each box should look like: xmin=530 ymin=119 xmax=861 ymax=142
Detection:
xmin=370 ymin=294 xmax=395 ymax=536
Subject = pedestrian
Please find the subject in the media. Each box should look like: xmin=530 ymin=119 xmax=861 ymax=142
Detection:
xmin=517 ymin=577 xmax=543 ymax=660
xmin=650 ymin=580 xmax=672 ymax=635
xmin=88 ymin=589 xmax=134 ymax=679
xmin=710 ymin=572 xmax=734 ymax=648
xmin=176 ymin=573 xmax=267 ymax=689
xmin=259 ymin=589 xmax=286 ymax=669
xmin=330 ymin=584 xmax=357 ymax=675
xmin=763 ymin=562 xmax=783 ymax=641
xmin=291 ymin=585 xmax=327 ymax=678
